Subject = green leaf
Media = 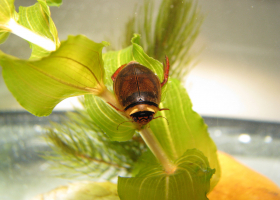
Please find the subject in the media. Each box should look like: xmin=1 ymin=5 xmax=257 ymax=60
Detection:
xmin=149 ymin=78 xmax=220 ymax=189
xmin=18 ymin=0 xmax=60 ymax=59
xmin=85 ymin=34 xmax=168 ymax=141
xmin=102 ymin=34 xmax=166 ymax=90
xmin=102 ymin=45 xmax=134 ymax=90
xmin=118 ymin=149 xmax=215 ymax=200
xmin=46 ymin=0 xmax=63 ymax=7
xmin=0 ymin=35 xmax=107 ymax=116
xmin=85 ymin=34 xmax=220 ymax=195
xmin=0 ymin=32 xmax=10 ymax=44
xmin=85 ymin=94 xmax=136 ymax=142
xmin=0 ymin=0 xmax=15 ymax=25
xmin=131 ymin=35 xmax=164 ymax=82
xmin=0 ymin=0 xmax=15 ymax=44
xmin=117 ymin=78 xmax=220 ymax=193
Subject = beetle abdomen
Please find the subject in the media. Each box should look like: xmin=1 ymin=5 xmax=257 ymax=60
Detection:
xmin=113 ymin=63 xmax=161 ymax=109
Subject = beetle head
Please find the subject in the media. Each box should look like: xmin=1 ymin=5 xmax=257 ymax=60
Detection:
xmin=130 ymin=111 xmax=155 ymax=125
xmin=125 ymin=104 xmax=159 ymax=126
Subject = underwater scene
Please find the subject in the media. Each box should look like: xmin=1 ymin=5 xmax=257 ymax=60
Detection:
xmin=0 ymin=0 xmax=279 ymax=199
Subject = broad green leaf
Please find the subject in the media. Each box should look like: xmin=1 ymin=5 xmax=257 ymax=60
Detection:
xmin=85 ymin=94 xmax=136 ymax=142
xmin=0 ymin=0 xmax=15 ymax=44
xmin=102 ymin=34 xmax=166 ymax=90
xmin=85 ymin=34 xmax=168 ymax=141
xmin=149 ymin=78 xmax=220 ymax=190
xmin=131 ymin=35 xmax=168 ymax=100
xmin=85 ymin=34 xmax=220 ymax=196
xmin=0 ymin=35 xmax=107 ymax=116
xmin=131 ymin=35 xmax=164 ymax=81
xmin=46 ymin=0 xmax=63 ymax=7
xmin=103 ymin=45 xmax=133 ymax=90
xmin=118 ymin=149 xmax=215 ymax=200
xmin=0 ymin=0 xmax=14 ymax=25
xmin=18 ymin=0 xmax=60 ymax=59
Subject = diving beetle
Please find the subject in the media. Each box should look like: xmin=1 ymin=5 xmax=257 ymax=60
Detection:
xmin=111 ymin=56 xmax=170 ymax=126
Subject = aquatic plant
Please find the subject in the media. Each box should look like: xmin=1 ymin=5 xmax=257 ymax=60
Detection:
xmin=0 ymin=0 xmax=220 ymax=199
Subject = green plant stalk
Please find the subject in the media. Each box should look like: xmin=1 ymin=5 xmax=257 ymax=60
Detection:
xmin=139 ymin=127 xmax=176 ymax=174
xmin=97 ymin=86 xmax=122 ymax=110
xmin=5 ymin=18 xmax=56 ymax=51
xmin=93 ymin=86 xmax=175 ymax=173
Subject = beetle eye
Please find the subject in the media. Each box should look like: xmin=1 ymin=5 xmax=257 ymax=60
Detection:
xmin=133 ymin=117 xmax=138 ymax=122
xmin=149 ymin=115 xmax=153 ymax=120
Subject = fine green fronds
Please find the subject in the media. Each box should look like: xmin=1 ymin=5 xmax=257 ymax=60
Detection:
xmin=123 ymin=0 xmax=203 ymax=81
xmin=44 ymin=108 xmax=145 ymax=179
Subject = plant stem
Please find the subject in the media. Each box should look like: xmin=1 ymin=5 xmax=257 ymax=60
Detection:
xmin=6 ymin=18 xmax=56 ymax=51
xmin=98 ymin=86 xmax=122 ymax=110
xmin=139 ymin=127 xmax=176 ymax=174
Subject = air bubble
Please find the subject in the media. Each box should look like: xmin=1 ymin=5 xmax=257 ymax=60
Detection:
xmin=238 ymin=133 xmax=251 ymax=143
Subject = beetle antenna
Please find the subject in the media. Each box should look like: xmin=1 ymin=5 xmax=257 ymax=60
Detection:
xmin=153 ymin=116 xmax=169 ymax=125
xmin=117 ymin=120 xmax=133 ymax=130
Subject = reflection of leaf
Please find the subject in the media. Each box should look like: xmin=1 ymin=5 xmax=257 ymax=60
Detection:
xmin=0 ymin=35 xmax=107 ymax=116
xmin=18 ymin=0 xmax=60 ymax=59
xmin=118 ymin=149 xmax=215 ymax=200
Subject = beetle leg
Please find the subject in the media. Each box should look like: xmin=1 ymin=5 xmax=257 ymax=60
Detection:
xmin=153 ymin=116 xmax=169 ymax=125
xmin=107 ymin=102 xmax=124 ymax=112
xmin=111 ymin=64 xmax=127 ymax=81
xmin=159 ymin=108 xmax=169 ymax=111
xmin=117 ymin=120 xmax=133 ymax=130
xmin=161 ymin=55 xmax=170 ymax=87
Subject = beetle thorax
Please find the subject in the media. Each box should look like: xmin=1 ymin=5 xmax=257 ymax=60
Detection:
xmin=125 ymin=104 xmax=159 ymax=125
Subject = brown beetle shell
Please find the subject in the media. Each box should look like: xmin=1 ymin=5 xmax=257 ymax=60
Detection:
xmin=113 ymin=62 xmax=162 ymax=111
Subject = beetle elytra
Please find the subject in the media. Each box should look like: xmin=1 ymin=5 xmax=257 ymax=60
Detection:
xmin=111 ymin=56 xmax=170 ymax=127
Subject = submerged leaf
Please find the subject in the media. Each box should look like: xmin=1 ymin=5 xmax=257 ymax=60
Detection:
xmin=149 ymin=78 xmax=220 ymax=189
xmin=0 ymin=0 xmax=15 ymax=25
xmin=46 ymin=0 xmax=63 ymax=7
xmin=18 ymin=0 xmax=60 ymax=59
xmin=85 ymin=34 xmax=168 ymax=141
xmin=103 ymin=34 xmax=166 ymax=90
xmin=0 ymin=0 xmax=15 ymax=43
xmin=123 ymin=0 xmax=203 ymax=81
xmin=118 ymin=149 xmax=215 ymax=200
xmin=0 ymin=35 xmax=107 ymax=116
xmin=85 ymin=94 xmax=136 ymax=141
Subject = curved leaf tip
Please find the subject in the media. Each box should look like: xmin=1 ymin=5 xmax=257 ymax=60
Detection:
xmin=118 ymin=149 xmax=215 ymax=200
xmin=46 ymin=0 xmax=63 ymax=7
xmin=0 ymin=35 xmax=107 ymax=116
